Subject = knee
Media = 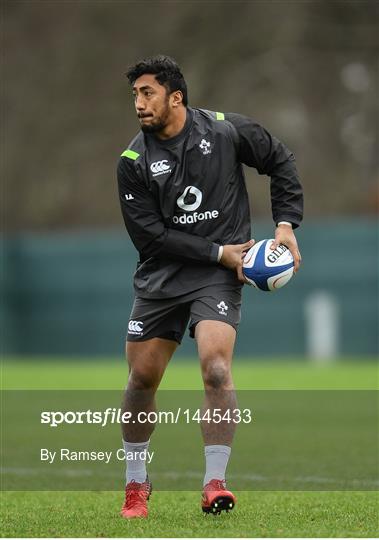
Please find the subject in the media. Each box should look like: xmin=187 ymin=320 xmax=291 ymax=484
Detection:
xmin=202 ymin=358 xmax=231 ymax=390
xmin=128 ymin=367 xmax=160 ymax=391
xmin=126 ymin=345 xmax=167 ymax=391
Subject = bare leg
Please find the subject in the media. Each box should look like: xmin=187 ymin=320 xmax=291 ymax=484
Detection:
xmin=122 ymin=338 xmax=177 ymax=442
xmin=195 ymin=321 xmax=237 ymax=445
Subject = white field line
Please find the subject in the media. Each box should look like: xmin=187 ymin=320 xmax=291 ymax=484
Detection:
xmin=2 ymin=467 xmax=378 ymax=488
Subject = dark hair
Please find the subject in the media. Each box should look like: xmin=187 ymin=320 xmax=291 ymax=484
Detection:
xmin=126 ymin=55 xmax=188 ymax=106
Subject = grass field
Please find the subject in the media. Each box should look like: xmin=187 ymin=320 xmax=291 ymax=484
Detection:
xmin=1 ymin=357 xmax=378 ymax=538
xmin=2 ymin=356 xmax=377 ymax=390
xmin=2 ymin=491 xmax=378 ymax=538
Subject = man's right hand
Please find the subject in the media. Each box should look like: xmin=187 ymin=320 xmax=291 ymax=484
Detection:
xmin=220 ymin=239 xmax=255 ymax=283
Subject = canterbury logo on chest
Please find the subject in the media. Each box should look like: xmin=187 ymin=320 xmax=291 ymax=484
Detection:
xmin=150 ymin=160 xmax=172 ymax=177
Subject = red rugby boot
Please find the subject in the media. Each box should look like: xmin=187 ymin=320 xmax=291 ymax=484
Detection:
xmin=120 ymin=477 xmax=152 ymax=519
xmin=201 ymin=479 xmax=236 ymax=514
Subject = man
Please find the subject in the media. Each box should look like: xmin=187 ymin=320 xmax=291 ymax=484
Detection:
xmin=117 ymin=55 xmax=303 ymax=519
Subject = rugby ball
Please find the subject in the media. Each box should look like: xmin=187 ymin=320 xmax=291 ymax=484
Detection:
xmin=243 ymin=239 xmax=294 ymax=291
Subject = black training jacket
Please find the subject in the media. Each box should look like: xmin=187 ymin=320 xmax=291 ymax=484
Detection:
xmin=117 ymin=107 xmax=303 ymax=299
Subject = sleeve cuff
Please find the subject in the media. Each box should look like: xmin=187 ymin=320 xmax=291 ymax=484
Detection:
xmin=274 ymin=212 xmax=302 ymax=229
xmin=209 ymin=243 xmax=221 ymax=263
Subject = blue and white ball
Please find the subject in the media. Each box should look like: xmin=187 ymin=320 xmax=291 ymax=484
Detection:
xmin=243 ymin=239 xmax=294 ymax=291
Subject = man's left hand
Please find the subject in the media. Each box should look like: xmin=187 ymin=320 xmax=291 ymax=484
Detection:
xmin=270 ymin=224 xmax=302 ymax=273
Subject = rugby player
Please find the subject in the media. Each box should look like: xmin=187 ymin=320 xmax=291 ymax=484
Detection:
xmin=117 ymin=55 xmax=303 ymax=518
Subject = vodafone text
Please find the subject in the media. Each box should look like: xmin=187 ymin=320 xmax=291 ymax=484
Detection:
xmin=172 ymin=210 xmax=219 ymax=225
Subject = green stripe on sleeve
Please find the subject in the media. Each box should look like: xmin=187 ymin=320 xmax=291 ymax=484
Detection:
xmin=216 ymin=112 xmax=225 ymax=120
xmin=121 ymin=149 xmax=140 ymax=160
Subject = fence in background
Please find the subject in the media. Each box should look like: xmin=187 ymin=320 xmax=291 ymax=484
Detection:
xmin=1 ymin=220 xmax=377 ymax=358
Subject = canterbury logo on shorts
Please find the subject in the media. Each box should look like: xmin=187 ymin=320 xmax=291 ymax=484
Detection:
xmin=128 ymin=320 xmax=144 ymax=335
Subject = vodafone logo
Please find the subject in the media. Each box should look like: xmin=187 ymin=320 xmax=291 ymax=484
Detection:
xmin=150 ymin=160 xmax=171 ymax=177
xmin=176 ymin=186 xmax=203 ymax=212
xmin=128 ymin=320 xmax=143 ymax=335
xmin=173 ymin=185 xmax=219 ymax=225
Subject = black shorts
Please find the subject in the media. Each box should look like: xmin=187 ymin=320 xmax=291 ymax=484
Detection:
xmin=126 ymin=284 xmax=242 ymax=344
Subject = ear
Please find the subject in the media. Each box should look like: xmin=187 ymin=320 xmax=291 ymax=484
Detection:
xmin=171 ymin=90 xmax=183 ymax=108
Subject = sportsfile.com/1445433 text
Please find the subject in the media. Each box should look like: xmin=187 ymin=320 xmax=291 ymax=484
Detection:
xmin=40 ymin=408 xmax=253 ymax=427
